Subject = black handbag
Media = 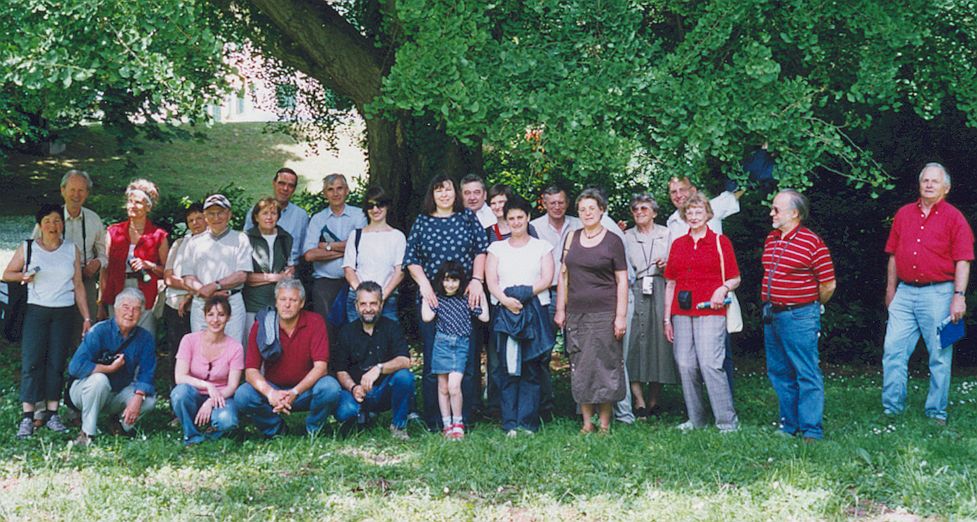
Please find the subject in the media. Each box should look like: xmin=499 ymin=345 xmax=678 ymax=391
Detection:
xmin=3 ymin=239 xmax=33 ymax=343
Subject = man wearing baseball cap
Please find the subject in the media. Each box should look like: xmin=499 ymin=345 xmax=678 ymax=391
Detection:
xmin=180 ymin=194 xmax=255 ymax=345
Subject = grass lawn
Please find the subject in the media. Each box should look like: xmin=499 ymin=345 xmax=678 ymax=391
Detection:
xmin=1 ymin=338 xmax=976 ymax=520
xmin=0 ymin=122 xmax=366 ymax=216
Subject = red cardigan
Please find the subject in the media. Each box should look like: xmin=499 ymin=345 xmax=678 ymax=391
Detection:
xmin=103 ymin=220 xmax=168 ymax=307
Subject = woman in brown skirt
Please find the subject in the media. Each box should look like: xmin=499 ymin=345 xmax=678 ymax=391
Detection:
xmin=554 ymin=188 xmax=628 ymax=434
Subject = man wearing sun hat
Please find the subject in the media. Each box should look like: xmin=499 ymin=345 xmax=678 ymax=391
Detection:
xmin=181 ymin=194 xmax=254 ymax=345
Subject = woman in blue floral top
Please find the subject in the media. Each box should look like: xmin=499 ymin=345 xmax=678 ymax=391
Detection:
xmin=404 ymin=174 xmax=489 ymax=430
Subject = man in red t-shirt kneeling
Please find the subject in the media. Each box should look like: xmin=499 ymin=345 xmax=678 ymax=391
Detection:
xmin=234 ymin=278 xmax=341 ymax=437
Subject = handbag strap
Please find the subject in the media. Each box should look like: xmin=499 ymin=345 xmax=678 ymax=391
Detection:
xmin=23 ymin=239 xmax=34 ymax=272
xmin=715 ymin=233 xmax=726 ymax=283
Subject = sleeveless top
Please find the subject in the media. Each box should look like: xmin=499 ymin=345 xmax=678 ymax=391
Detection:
xmin=26 ymin=239 xmax=77 ymax=307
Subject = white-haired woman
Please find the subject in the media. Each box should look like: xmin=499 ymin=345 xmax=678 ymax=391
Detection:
xmin=99 ymin=179 xmax=169 ymax=334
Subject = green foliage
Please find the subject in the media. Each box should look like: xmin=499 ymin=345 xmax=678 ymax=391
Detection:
xmin=378 ymin=0 xmax=977 ymax=200
xmin=0 ymin=0 xmax=230 ymax=152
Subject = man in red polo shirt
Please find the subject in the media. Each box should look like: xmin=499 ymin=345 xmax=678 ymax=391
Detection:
xmin=762 ymin=190 xmax=836 ymax=441
xmin=882 ymin=163 xmax=974 ymax=425
xmin=234 ymin=278 xmax=341 ymax=437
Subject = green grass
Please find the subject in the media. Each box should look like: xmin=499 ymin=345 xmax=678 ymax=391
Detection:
xmin=0 ymin=122 xmax=364 ymax=216
xmin=1 ymin=340 xmax=976 ymax=520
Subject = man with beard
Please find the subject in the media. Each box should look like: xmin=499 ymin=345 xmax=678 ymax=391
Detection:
xmin=331 ymin=281 xmax=414 ymax=439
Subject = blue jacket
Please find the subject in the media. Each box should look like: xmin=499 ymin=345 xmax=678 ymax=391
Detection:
xmin=68 ymin=319 xmax=157 ymax=396
xmin=492 ymin=285 xmax=555 ymax=376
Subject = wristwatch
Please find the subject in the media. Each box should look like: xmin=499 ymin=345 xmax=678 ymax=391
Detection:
xmin=325 ymin=242 xmax=333 ymax=251
xmin=376 ymin=362 xmax=384 ymax=374
xmin=215 ymin=281 xmax=223 ymax=291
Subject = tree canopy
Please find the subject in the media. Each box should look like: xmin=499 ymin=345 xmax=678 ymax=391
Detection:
xmin=3 ymin=0 xmax=977 ymax=205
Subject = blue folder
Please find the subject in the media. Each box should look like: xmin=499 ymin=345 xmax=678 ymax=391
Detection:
xmin=938 ymin=316 xmax=966 ymax=348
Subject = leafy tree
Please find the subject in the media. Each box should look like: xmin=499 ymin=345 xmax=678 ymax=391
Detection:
xmin=0 ymin=0 xmax=229 ymax=153
xmin=4 ymin=0 xmax=977 ymax=217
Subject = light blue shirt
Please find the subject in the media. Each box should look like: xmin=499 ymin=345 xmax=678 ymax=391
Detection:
xmin=304 ymin=204 xmax=367 ymax=279
xmin=245 ymin=201 xmax=310 ymax=265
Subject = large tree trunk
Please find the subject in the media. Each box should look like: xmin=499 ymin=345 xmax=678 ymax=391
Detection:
xmin=240 ymin=0 xmax=481 ymax=221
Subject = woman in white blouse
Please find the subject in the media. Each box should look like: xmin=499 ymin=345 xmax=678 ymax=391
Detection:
xmin=343 ymin=187 xmax=406 ymax=322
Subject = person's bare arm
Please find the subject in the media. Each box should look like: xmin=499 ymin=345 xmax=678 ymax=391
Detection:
xmin=819 ymin=280 xmax=837 ymax=304
xmin=951 ymin=260 xmax=971 ymax=322
xmin=885 ymin=256 xmax=898 ymax=308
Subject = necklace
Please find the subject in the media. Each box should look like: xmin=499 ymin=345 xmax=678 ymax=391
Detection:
xmin=583 ymin=226 xmax=604 ymax=239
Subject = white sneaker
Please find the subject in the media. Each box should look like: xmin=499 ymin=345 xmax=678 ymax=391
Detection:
xmin=676 ymin=420 xmax=696 ymax=432
xmin=505 ymin=430 xmax=518 ymax=438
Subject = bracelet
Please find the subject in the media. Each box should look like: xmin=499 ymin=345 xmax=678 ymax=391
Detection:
xmin=954 ymin=290 xmax=966 ymax=296
xmin=83 ymin=318 xmax=91 ymax=323
xmin=472 ymin=277 xmax=484 ymax=282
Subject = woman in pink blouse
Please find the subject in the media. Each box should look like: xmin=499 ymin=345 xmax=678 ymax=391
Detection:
xmin=170 ymin=295 xmax=244 ymax=446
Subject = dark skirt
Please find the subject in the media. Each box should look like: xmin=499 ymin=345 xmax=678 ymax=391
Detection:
xmin=627 ymin=280 xmax=679 ymax=384
xmin=565 ymin=311 xmax=626 ymax=404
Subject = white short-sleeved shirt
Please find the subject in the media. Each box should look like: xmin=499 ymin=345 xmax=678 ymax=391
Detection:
xmin=181 ymin=229 xmax=253 ymax=289
xmin=666 ymin=190 xmax=740 ymax=246
xmin=530 ymin=214 xmax=582 ymax=287
xmin=26 ymin=240 xmax=77 ymax=307
xmin=342 ymin=228 xmax=407 ymax=288
xmin=474 ymin=202 xmax=497 ymax=228
xmin=487 ymin=237 xmax=553 ymax=306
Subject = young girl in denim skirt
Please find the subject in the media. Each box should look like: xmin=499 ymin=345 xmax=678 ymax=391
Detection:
xmin=421 ymin=261 xmax=489 ymax=439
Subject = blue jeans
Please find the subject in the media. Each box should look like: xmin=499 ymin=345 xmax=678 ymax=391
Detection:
xmin=345 ymin=290 xmax=399 ymax=324
xmin=500 ymin=350 xmax=544 ymax=432
xmin=882 ymin=282 xmax=954 ymax=420
xmin=333 ymin=368 xmax=415 ymax=429
xmin=418 ymin=301 xmax=479 ymax=429
xmin=170 ymin=383 xmax=239 ymax=444
xmin=233 ymin=376 xmax=341 ymax=436
xmin=765 ymin=302 xmax=823 ymax=439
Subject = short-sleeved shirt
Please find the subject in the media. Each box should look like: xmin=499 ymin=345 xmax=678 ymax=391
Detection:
xmin=403 ymin=209 xmax=489 ymax=280
xmin=164 ymin=234 xmax=200 ymax=309
xmin=245 ymin=310 xmax=330 ymax=388
xmin=181 ymin=229 xmax=254 ymax=289
xmin=56 ymin=206 xmax=107 ymax=266
xmin=487 ymin=237 xmax=553 ymax=306
xmin=530 ymin=214 xmax=582 ymax=286
xmin=304 ymin=205 xmax=367 ymax=279
xmin=176 ymin=331 xmax=245 ymax=396
xmin=245 ymin=201 xmax=309 ymax=265
xmin=433 ymin=295 xmax=481 ymax=337
xmin=762 ymin=226 xmax=836 ymax=306
xmin=664 ymin=228 xmax=739 ymax=317
xmin=667 ymin=191 xmax=740 ymax=246
xmin=564 ymin=230 xmax=627 ymax=314
xmin=474 ymin=203 xmax=497 ymax=228
xmin=332 ymin=317 xmax=410 ymax=383
xmin=884 ymin=199 xmax=975 ymax=284
xmin=342 ymin=228 xmax=406 ymax=289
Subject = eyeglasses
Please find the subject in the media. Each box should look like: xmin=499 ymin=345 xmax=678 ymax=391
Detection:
xmin=204 ymin=361 xmax=213 ymax=381
xmin=631 ymin=205 xmax=653 ymax=212
xmin=363 ymin=200 xmax=390 ymax=210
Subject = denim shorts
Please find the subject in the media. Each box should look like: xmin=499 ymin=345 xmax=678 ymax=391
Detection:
xmin=431 ymin=332 xmax=470 ymax=374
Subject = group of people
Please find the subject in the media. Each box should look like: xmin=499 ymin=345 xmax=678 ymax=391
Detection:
xmin=3 ymin=161 xmax=971 ymax=446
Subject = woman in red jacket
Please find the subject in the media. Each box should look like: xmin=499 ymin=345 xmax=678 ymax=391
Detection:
xmin=99 ymin=179 xmax=169 ymax=335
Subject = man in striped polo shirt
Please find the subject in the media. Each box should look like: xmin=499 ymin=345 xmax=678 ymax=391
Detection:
xmin=882 ymin=163 xmax=973 ymax=425
xmin=762 ymin=189 xmax=836 ymax=441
